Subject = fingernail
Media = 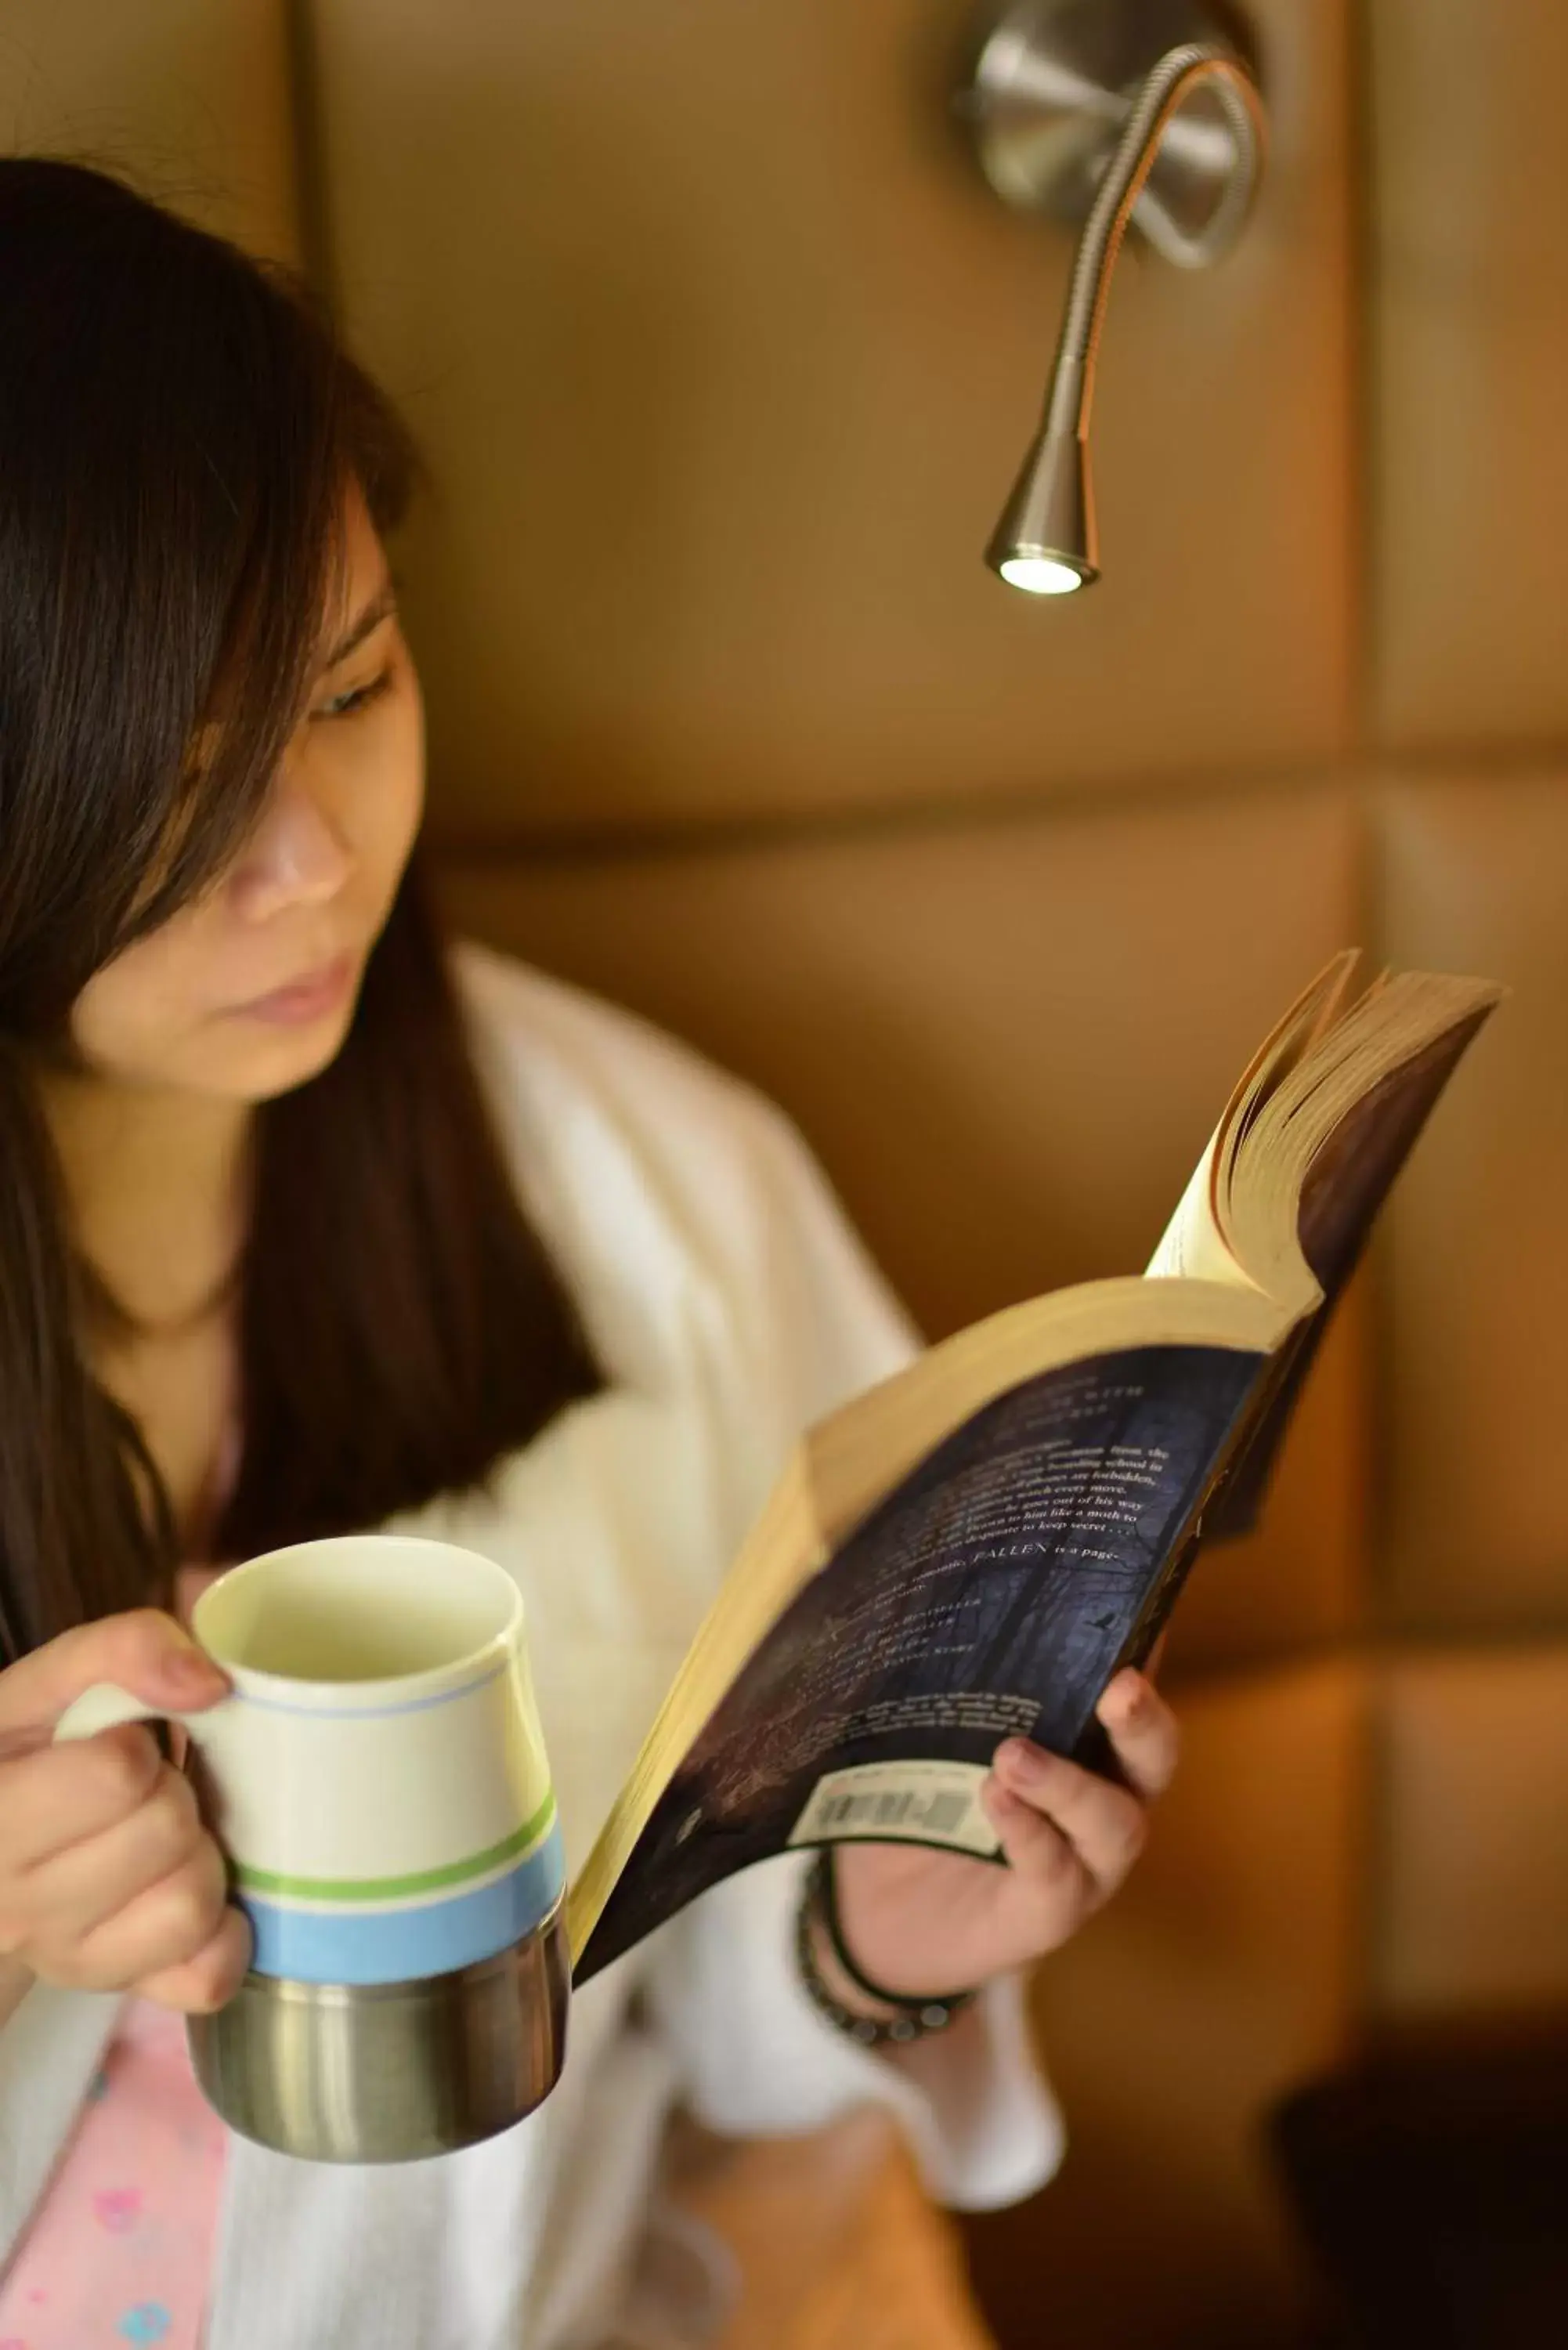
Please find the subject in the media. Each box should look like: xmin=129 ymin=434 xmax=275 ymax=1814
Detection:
xmin=1000 ymin=1738 xmax=1049 ymax=1786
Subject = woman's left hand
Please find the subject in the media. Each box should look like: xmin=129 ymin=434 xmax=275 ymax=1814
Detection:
xmin=829 ymin=1669 xmax=1179 ymax=2000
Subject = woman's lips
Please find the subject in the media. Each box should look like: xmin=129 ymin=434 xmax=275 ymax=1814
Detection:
xmin=226 ymin=952 xmax=356 ymax=1027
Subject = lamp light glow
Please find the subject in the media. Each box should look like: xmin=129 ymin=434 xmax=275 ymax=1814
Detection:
xmin=997 ymin=556 xmax=1086 ymax=595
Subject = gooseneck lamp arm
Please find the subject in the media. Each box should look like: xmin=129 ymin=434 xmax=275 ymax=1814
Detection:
xmin=986 ymin=40 xmax=1266 ymax=595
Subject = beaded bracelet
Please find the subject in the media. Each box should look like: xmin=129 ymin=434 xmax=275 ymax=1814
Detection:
xmin=793 ymin=1849 xmax=979 ymax=2048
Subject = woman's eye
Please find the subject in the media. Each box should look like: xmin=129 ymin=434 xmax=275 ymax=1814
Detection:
xmin=313 ymin=669 xmax=392 ymax=721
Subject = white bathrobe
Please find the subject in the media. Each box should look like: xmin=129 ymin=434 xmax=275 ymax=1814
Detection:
xmin=0 ymin=945 xmax=1062 ymax=2348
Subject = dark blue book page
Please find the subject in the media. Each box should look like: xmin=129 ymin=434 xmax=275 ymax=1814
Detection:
xmin=576 ymin=1340 xmax=1264 ymax=1981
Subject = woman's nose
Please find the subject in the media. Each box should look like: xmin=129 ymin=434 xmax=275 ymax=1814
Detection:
xmin=228 ymin=774 xmax=353 ymax=923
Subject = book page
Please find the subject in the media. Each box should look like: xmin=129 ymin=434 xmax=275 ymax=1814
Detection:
xmin=1294 ymin=1010 xmax=1497 ymax=1292
xmin=1204 ymin=995 xmax=1501 ymax=1542
xmin=1146 ymin=953 xmax=1362 ymax=1290
xmin=1144 ymin=1133 xmax=1248 ymax=1285
xmin=573 ymin=1338 xmax=1266 ymax=1980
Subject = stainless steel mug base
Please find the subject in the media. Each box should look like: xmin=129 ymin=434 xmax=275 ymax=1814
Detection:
xmin=188 ymin=1904 xmax=571 ymax=2164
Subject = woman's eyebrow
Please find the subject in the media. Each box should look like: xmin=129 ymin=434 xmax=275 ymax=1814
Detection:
xmin=317 ymin=580 xmax=397 ymax=671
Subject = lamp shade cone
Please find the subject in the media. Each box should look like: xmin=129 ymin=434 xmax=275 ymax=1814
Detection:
xmin=985 ymin=428 xmax=1099 ymax=593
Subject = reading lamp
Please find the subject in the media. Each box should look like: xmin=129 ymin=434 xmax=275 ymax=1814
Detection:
xmin=955 ymin=1 xmax=1267 ymax=595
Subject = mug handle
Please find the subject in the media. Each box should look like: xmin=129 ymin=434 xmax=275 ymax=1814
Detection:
xmin=52 ymin=1683 xmax=230 ymax=1745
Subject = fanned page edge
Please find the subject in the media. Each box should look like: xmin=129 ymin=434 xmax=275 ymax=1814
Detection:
xmin=1227 ymin=971 xmax=1505 ymax=1311
xmin=1145 ymin=951 xmax=1360 ymax=1285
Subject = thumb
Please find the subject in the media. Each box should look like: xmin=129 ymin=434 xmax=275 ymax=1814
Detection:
xmin=0 ymin=1607 xmax=229 ymax=1739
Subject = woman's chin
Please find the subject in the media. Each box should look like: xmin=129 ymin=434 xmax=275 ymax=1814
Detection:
xmin=208 ymin=999 xmax=360 ymax=1101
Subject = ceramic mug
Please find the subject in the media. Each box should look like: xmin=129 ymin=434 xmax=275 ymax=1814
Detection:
xmin=54 ymin=1534 xmax=570 ymax=2163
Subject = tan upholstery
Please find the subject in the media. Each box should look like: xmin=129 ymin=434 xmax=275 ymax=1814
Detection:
xmin=8 ymin=5 xmax=1568 ymax=2344
xmin=1377 ymin=775 xmax=1568 ymax=1629
xmin=1375 ymin=1647 xmax=1568 ymax=2021
xmin=1369 ymin=2 xmax=1568 ymax=750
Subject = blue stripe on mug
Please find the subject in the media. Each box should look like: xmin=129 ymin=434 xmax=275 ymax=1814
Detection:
xmin=239 ymin=1822 xmax=567 ymax=1986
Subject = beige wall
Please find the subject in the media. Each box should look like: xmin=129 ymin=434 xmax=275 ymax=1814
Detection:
xmin=7 ymin=5 xmax=1566 ymax=2343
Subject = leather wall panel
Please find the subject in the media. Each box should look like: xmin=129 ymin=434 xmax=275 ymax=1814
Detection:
xmin=1373 ymin=1646 xmax=1568 ymax=2019
xmin=311 ymin=0 xmax=1355 ymax=838
xmin=1369 ymin=2 xmax=1568 ymax=749
xmin=1376 ymin=774 xmax=1568 ymax=1633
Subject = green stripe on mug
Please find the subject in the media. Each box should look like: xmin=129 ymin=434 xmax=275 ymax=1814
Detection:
xmin=232 ymin=1790 xmax=557 ymax=1904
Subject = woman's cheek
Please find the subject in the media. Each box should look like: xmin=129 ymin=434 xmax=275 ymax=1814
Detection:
xmin=367 ymin=671 xmax=426 ymax=886
xmin=175 ymin=1564 xmax=225 ymax=1628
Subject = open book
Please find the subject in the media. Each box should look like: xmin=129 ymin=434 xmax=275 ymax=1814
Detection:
xmin=569 ymin=955 xmax=1501 ymax=1982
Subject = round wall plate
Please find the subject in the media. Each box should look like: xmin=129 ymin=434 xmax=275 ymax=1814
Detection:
xmin=954 ymin=0 xmax=1260 ymax=265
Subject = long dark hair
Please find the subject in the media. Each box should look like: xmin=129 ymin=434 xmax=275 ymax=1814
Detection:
xmin=0 ymin=159 xmax=599 ymax=1661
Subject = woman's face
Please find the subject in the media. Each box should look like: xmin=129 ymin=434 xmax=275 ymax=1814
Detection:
xmin=70 ymin=486 xmax=425 ymax=1104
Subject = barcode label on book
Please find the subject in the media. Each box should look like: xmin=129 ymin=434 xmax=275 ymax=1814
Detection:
xmin=788 ymin=1762 xmax=1001 ymax=1859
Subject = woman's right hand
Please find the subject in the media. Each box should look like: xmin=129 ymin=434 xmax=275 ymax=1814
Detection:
xmin=0 ymin=1610 xmax=251 ymax=2013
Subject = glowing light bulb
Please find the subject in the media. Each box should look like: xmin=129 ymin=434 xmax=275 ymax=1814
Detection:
xmin=997 ymin=555 xmax=1086 ymax=595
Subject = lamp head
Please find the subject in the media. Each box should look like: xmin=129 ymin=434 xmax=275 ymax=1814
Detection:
xmin=985 ymin=428 xmax=1098 ymax=594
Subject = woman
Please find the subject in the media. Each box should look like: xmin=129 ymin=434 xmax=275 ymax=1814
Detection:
xmin=0 ymin=161 xmax=1178 ymax=2349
